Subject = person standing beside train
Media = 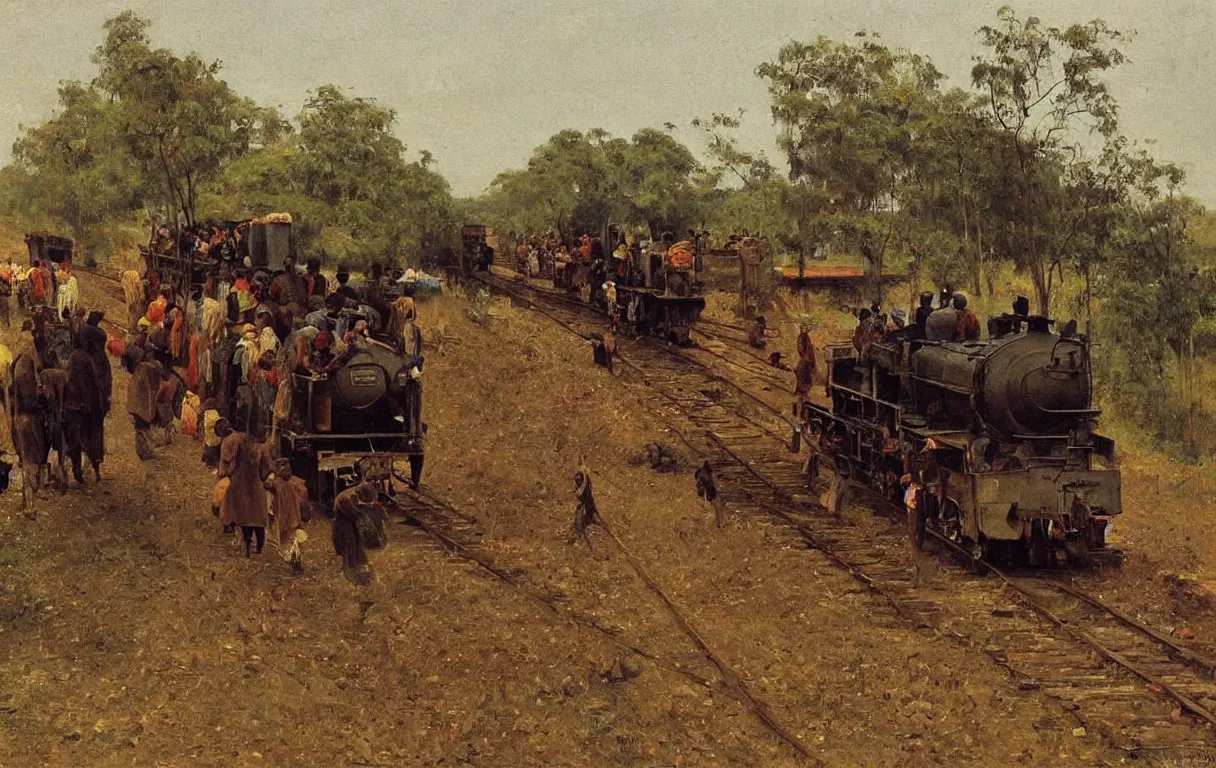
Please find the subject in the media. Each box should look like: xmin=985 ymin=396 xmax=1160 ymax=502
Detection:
xmin=217 ymin=420 xmax=272 ymax=557
xmin=793 ymin=323 xmax=818 ymax=409
xmin=913 ymin=292 xmax=934 ymax=339
xmin=388 ymin=296 xmax=424 ymax=436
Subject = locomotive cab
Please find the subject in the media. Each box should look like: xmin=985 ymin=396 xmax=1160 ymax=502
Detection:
xmin=25 ymin=233 xmax=73 ymax=266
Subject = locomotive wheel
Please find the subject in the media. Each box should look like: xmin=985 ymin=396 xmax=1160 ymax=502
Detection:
xmin=408 ymin=454 xmax=424 ymax=490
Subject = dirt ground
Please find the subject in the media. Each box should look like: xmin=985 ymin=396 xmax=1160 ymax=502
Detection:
xmin=0 ymin=276 xmax=1141 ymax=767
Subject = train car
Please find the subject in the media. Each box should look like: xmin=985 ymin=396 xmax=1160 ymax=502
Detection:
xmin=144 ymin=213 xmax=294 ymax=296
xmin=25 ymin=233 xmax=73 ymax=266
xmin=279 ymin=335 xmax=425 ymax=512
xmin=552 ymin=229 xmax=706 ymax=345
xmin=460 ymin=224 xmax=494 ymax=272
xmin=795 ymin=317 xmax=1121 ymax=566
xmin=615 ymin=238 xmax=706 ymax=345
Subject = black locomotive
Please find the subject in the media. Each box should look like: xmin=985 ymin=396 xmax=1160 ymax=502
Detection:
xmin=796 ymin=315 xmax=1121 ymax=566
xmin=280 ymin=335 xmax=425 ymax=513
xmin=460 ymin=224 xmax=495 ymax=272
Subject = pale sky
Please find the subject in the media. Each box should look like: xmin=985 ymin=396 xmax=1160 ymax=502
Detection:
xmin=2 ymin=0 xmax=1213 ymax=201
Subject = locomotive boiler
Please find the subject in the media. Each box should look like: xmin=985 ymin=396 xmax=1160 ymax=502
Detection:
xmin=797 ymin=317 xmax=1121 ymax=566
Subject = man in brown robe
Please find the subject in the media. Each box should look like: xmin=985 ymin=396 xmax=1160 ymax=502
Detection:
xmin=793 ymin=325 xmax=818 ymax=406
xmin=332 ymin=482 xmax=380 ymax=584
xmin=266 ymin=458 xmax=308 ymax=574
xmin=62 ymin=349 xmax=105 ymax=484
xmin=126 ymin=359 xmax=164 ymax=460
xmin=218 ymin=427 xmax=272 ymax=556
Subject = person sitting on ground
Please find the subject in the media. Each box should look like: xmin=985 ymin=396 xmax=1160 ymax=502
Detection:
xmin=590 ymin=332 xmax=616 ymax=375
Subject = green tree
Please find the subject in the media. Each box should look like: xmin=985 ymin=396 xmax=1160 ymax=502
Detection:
xmin=200 ymin=85 xmax=455 ymax=267
xmin=92 ymin=10 xmax=284 ymax=226
xmin=757 ymin=33 xmax=945 ymax=301
xmin=478 ymin=127 xmax=708 ymax=241
xmin=971 ymin=6 xmax=1129 ymax=313
xmin=10 ymin=81 xmax=141 ymax=253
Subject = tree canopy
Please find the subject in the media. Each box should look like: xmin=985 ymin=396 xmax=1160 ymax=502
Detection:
xmin=2 ymin=11 xmax=452 ymax=267
xmin=472 ymin=127 xmax=710 ymax=241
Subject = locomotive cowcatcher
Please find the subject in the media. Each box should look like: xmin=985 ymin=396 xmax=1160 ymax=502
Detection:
xmin=795 ymin=316 xmax=1121 ymax=566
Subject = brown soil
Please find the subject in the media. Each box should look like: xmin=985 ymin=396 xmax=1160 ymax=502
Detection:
xmin=0 ymin=280 xmax=1129 ymax=766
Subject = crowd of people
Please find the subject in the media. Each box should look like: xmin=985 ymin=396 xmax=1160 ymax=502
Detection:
xmin=115 ymin=250 xmax=427 ymax=578
xmin=849 ymin=287 xmax=981 ymax=359
xmin=0 ymin=240 xmax=428 ymax=582
xmin=509 ymin=228 xmax=722 ymax=304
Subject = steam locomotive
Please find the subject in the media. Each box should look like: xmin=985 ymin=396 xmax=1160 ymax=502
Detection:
xmin=795 ymin=315 xmax=1121 ymax=566
xmin=280 ymin=336 xmax=425 ymax=513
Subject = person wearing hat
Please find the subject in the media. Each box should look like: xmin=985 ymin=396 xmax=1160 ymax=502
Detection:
xmin=334 ymin=266 xmax=358 ymax=302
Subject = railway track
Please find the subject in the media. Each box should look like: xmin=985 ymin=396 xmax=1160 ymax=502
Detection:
xmin=470 ymin=270 xmax=1216 ymax=756
xmin=386 ymin=484 xmax=819 ymax=761
xmin=74 ymin=267 xmax=130 ymax=335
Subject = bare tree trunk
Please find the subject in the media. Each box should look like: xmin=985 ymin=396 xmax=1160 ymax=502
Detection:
xmin=961 ymin=197 xmax=981 ymax=296
xmin=972 ymin=216 xmax=982 ymax=300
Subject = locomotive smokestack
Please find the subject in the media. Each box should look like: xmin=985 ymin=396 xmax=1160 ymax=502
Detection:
xmin=1027 ymin=316 xmax=1052 ymax=334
